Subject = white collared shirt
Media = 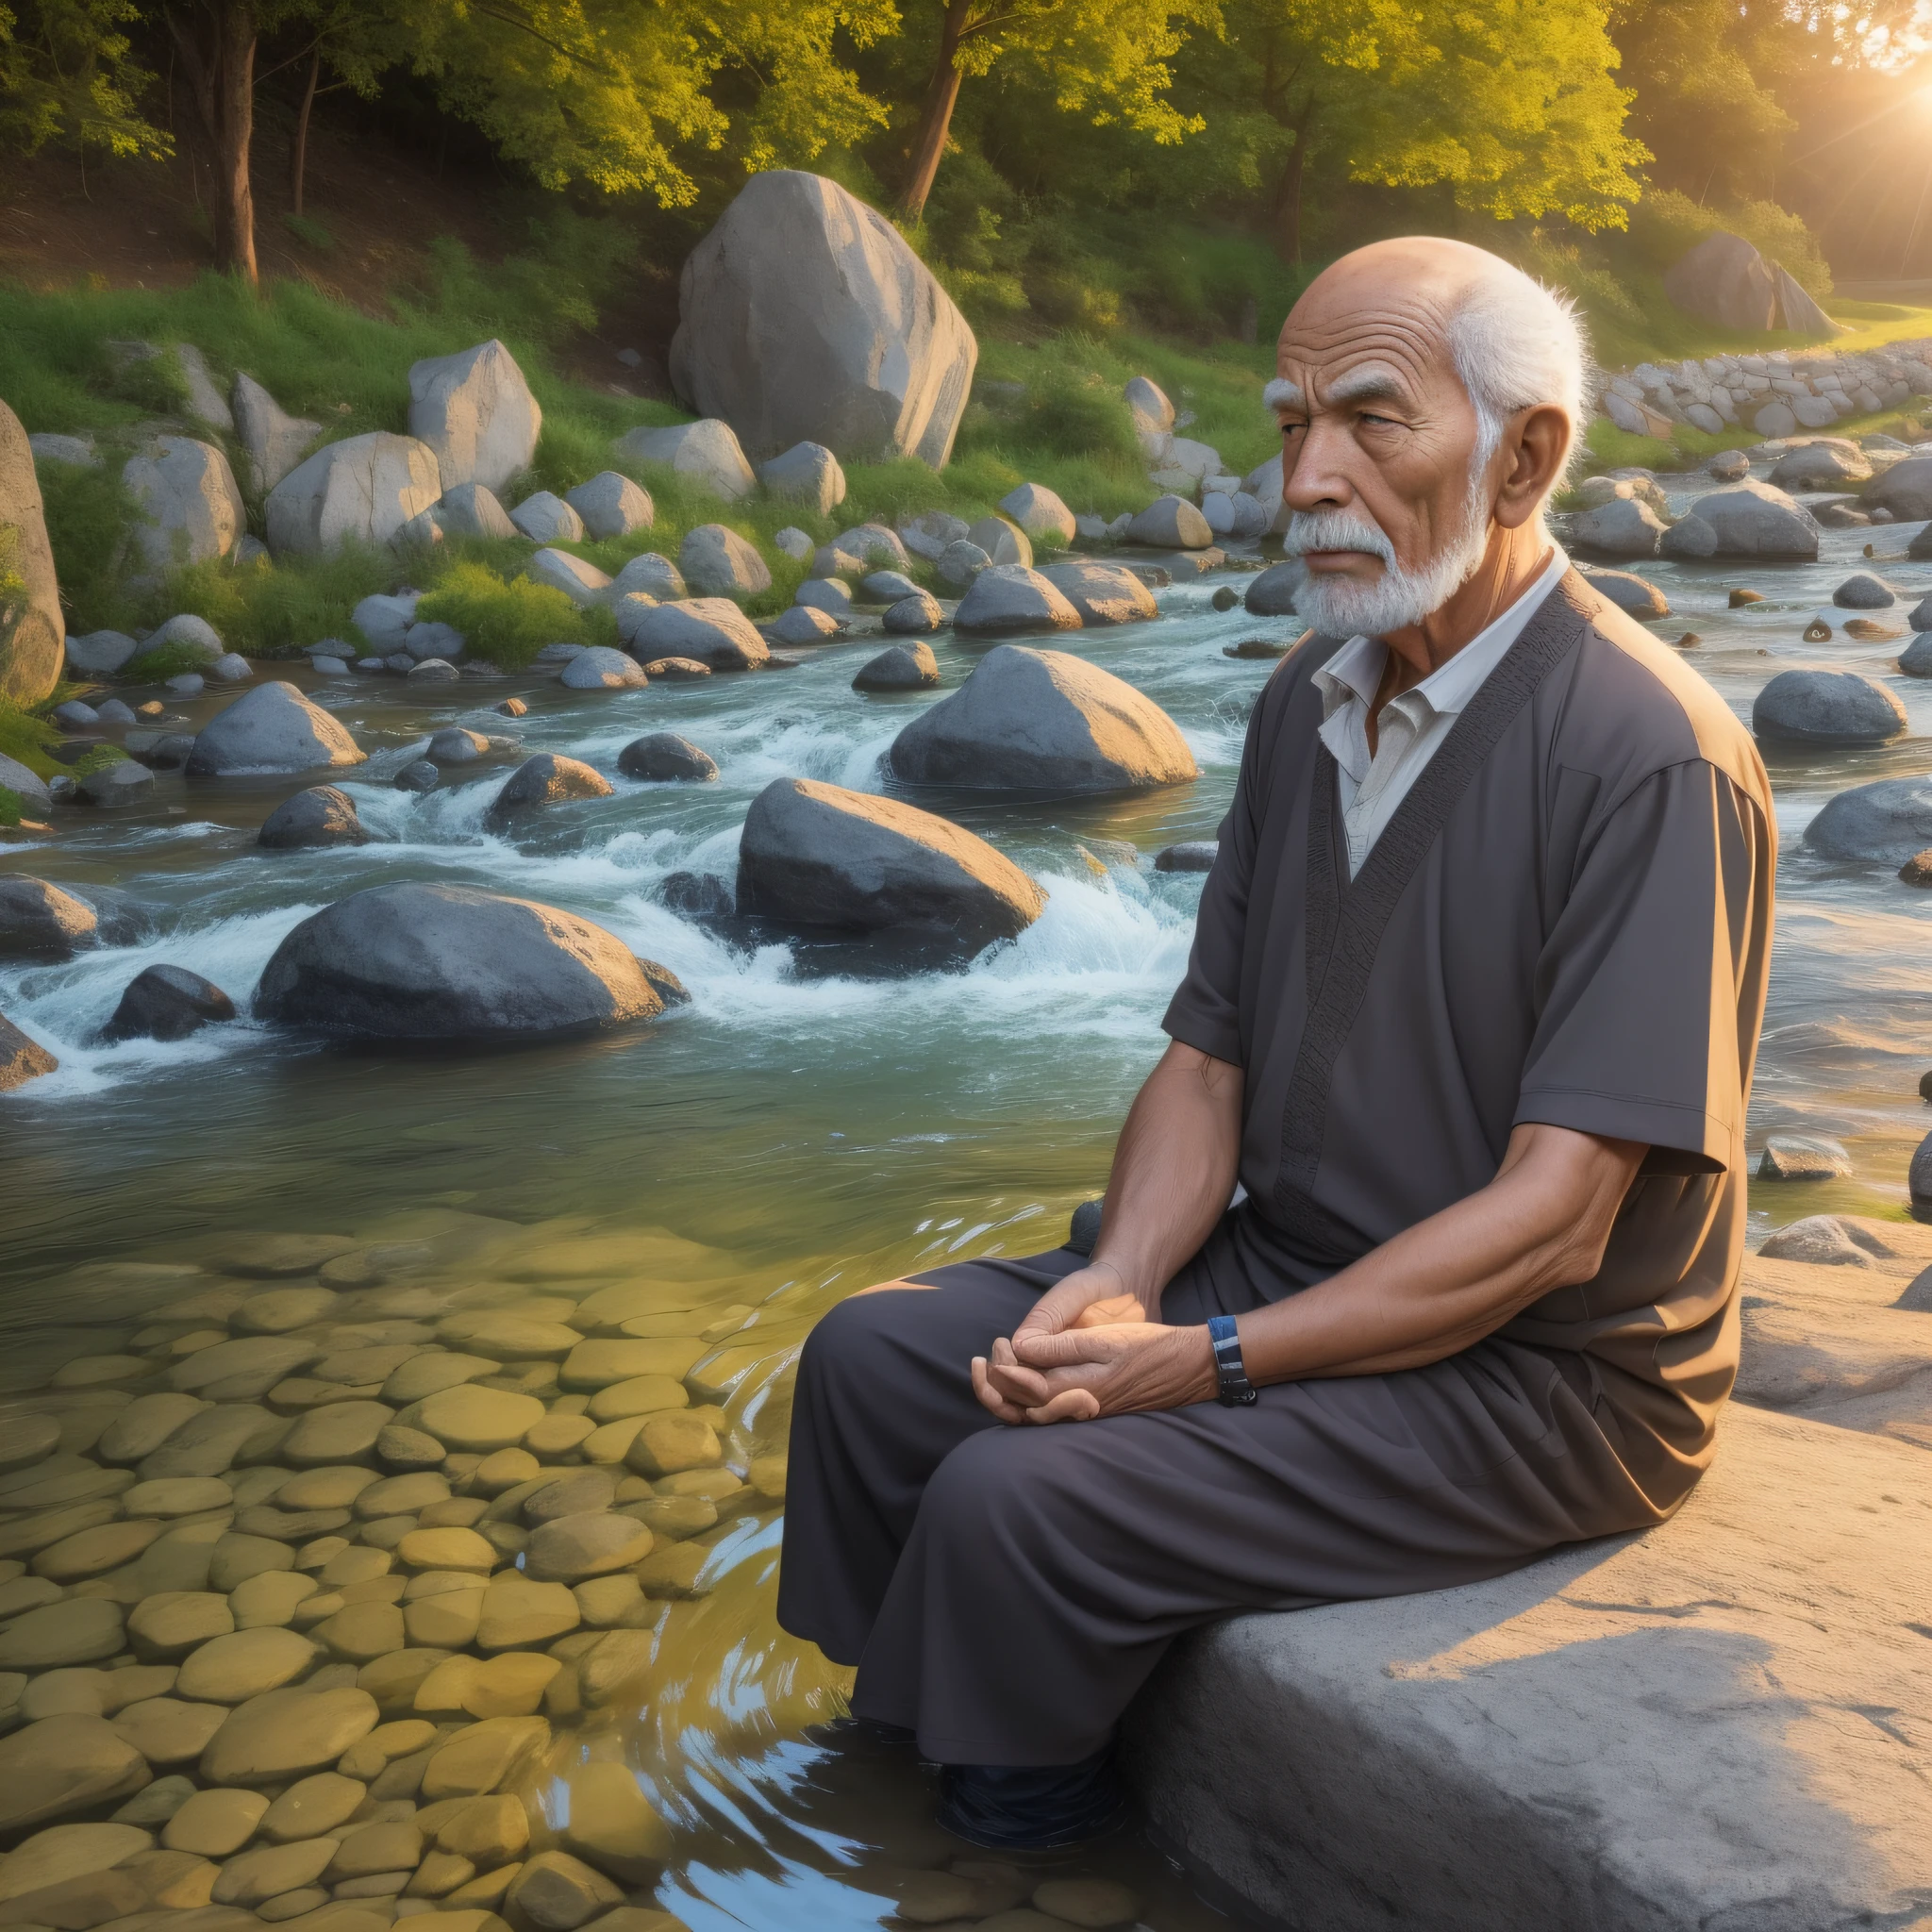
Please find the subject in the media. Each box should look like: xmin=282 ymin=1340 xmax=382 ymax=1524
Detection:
xmin=1313 ymin=546 xmax=1569 ymax=877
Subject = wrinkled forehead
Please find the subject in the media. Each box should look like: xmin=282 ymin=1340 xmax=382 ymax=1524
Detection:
xmin=1274 ymin=284 xmax=1462 ymax=412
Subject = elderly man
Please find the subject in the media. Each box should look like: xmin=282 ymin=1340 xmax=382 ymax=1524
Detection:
xmin=776 ymin=237 xmax=1775 ymax=1851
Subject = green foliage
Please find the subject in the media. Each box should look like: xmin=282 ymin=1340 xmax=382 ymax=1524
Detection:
xmin=108 ymin=344 xmax=190 ymax=415
xmin=1626 ymin=188 xmax=1832 ymax=295
xmin=34 ymin=459 xmax=133 ymax=634
xmin=70 ymin=742 xmax=128 ymax=777
xmin=121 ymin=639 xmax=212 ymax=680
xmin=0 ymin=0 xmax=172 ymax=159
xmin=282 ymin=214 xmax=335 ymax=251
xmin=135 ymin=547 xmax=402 ymax=659
xmin=414 ymin=564 xmax=587 ymax=670
xmin=0 ymin=785 xmax=23 ymax=828
xmin=0 ymin=696 xmax=61 ymax=780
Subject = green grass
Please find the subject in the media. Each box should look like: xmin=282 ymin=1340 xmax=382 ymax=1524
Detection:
xmin=0 ymin=785 xmax=23 ymax=827
xmin=124 ymin=638 xmax=221 ymax=680
xmin=413 ymin=564 xmax=600 ymax=670
xmin=69 ymin=744 xmax=130 ymax=777
xmin=0 ymin=696 xmax=63 ymax=779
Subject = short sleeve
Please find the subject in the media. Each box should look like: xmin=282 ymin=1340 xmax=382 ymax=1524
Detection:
xmin=1514 ymin=758 xmax=1771 ymax=1168
xmin=1160 ymin=683 xmax=1273 ymax=1068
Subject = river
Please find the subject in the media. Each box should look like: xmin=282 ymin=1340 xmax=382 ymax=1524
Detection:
xmin=2 ymin=485 xmax=1929 ymax=1928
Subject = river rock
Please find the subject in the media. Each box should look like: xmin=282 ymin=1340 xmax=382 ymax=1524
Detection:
xmin=670 ymin=171 xmax=975 ymax=467
xmin=187 ymin=683 xmax=365 ymax=776
xmin=679 ymin=525 xmax=771 ymax=597
xmin=795 ymin=578 xmax=853 ymax=619
xmin=231 ymin=375 xmax=324 ymax=495
xmin=559 ymin=1762 xmax=673 ymax=1881
xmin=558 ymin=647 xmax=647 ymax=691
xmin=621 ymin=598 xmax=769 ymax=671
xmin=433 ymin=481 xmax=517 ymax=541
xmin=610 ymin=421 xmax=755 ymax=502
xmin=859 ymin=570 xmax=920 ymax=605
xmin=760 ymin=442 xmax=845 ymax=516
xmin=1126 ymin=495 xmax=1212 ymax=550
xmin=1752 ymin=670 xmax=1907 ymax=745
xmin=0 ymin=1821 xmax=156 ymax=1902
xmin=851 ymin=642 xmax=940 ymax=693
xmin=958 ymin=518 xmax=1028 ymax=572
xmin=1579 ymin=569 xmax=1670 ymax=619
xmin=353 ymin=593 xmax=417 ymax=654
xmin=0 ymin=1013 xmax=57 ymax=1091
xmin=609 ymin=553 xmax=687 ymax=604
xmin=998 ymin=483 xmax=1076 ymax=548
xmin=525 ymin=549 xmax=610 ymax=609
xmin=1770 ymin=441 xmax=1871 ymax=491
xmin=1864 ymin=456 xmax=1932 ymax=522
xmin=953 ymin=566 xmax=1082 ymax=637
xmin=508 ymin=491 xmax=583 ymax=543
xmin=1686 ymin=478 xmax=1818 ymax=559
xmin=937 ymin=540 xmax=991 ymax=590
xmin=0 ymin=400 xmax=64 ymax=703
xmin=491 ymin=754 xmax=613 ymax=813
xmin=408 ymin=1385 xmax=546 ymax=1454
xmin=0 ymin=875 xmax=98 ymax=960
xmin=1834 ymin=572 xmax=1895 ymax=608
xmin=76 ymin=756 xmax=156 ymax=808
xmin=1803 ymin=774 xmax=1932 ymax=862
xmin=1571 ymin=497 xmax=1666 ymax=558
xmin=267 ymin=432 xmax=442 ymax=561
xmin=0 ymin=1715 xmax=149 ymax=1831
xmin=738 ymin=777 xmax=1043 ymax=952
xmin=1658 ymin=515 xmax=1718 ymax=559
xmin=101 ymin=965 xmax=236 ymax=1043
xmin=1239 ymin=561 xmax=1300 ymax=617
xmin=124 ymin=436 xmax=246 ymax=570
xmin=617 ymin=733 xmax=717 ymax=782
xmin=768 ymin=605 xmax=842 ymax=647
xmin=408 ymin=341 xmax=541 ymax=494
xmin=65 ymin=629 xmax=139 ymax=678
xmin=898 ymin=511 xmax=970 ymax=563
xmin=564 ymin=473 xmax=652 ymax=541
xmin=200 ymin=1685 xmax=378 ymax=1786
xmin=1756 ymin=1135 xmax=1852 ymax=1180
xmin=394 ymin=759 xmax=438 ymax=792
xmin=255 ymin=882 xmax=666 ymax=1042
xmin=258 ymin=785 xmax=368 ymax=850
xmin=1038 ymin=560 xmax=1158 ymax=625
xmin=524 ymin=1512 xmax=653 ymax=1583
xmin=891 ymin=644 xmax=1200 ymax=794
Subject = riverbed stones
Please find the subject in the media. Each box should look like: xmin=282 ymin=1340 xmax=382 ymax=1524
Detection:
xmin=960 ymin=518 xmax=1028 ymax=572
xmin=854 ymin=642 xmax=940 ymax=691
xmin=760 ymin=442 xmax=845 ymax=517
xmin=1752 ymin=669 xmax=1907 ymax=745
xmin=1686 ymin=477 xmax=1818 ymax=559
xmin=524 ymin=1513 xmax=653 ymax=1583
xmin=1835 ymin=572 xmax=1895 ymax=608
xmin=508 ymin=492 xmax=582 ymax=544
xmin=618 ymin=734 xmax=717 ymax=783
xmin=258 ymin=786 xmax=368 ymax=852
xmin=678 ymin=524 xmax=772 ymax=599
xmin=489 ymin=754 xmax=614 ymax=815
xmin=998 ymin=483 xmax=1076 ymax=548
xmin=611 ymin=420 xmax=756 ymax=502
xmin=408 ymin=341 xmax=541 ymax=495
xmin=266 ymin=434 xmax=442 ymax=558
xmin=738 ymin=777 xmax=1043 ymax=953
xmin=1757 ymin=1135 xmax=1852 ymax=1180
xmin=1578 ymin=568 xmax=1670 ymax=619
xmin=0 ymin=876 xmax=99 ymax=960
xmin=563 ymin=472 xmax=652 ymax=541
xmin=75 ymin=755 xmax=157 ymax=808
xmin=175 ymin=1626 xmax=320 ymax=1704
xmin=36 ymin=1516 xmax=163 ymax=1579
xmin=1126 ymin=495 xmax=1212 ymax=550
xmin=558 ymin=647 xmax=648 ymax=691
xmin=1038 ymin=560 xmax=1158 ymax=626
xmin=504 ymin=1849 xmax=623 ymax=1930
xmin=124 ymin=436 xmax=247 ymax=570
xmin=891 ymin=644 xmax=1200 ymax=793
xmin=409 ymin=1386 xmax=546 ymax=1455
xmin=881 ymin=591 xmax=942 ymax=636
xmin=0 ymin=1593 xmax=125 ymax=1670
xmin=624 ymin=1414 xmax=719 ymax=1478
xmin=937 ymin=540 xmax=991 ymax=589
xmin=162 ymin=1786 xmax=269 ymax=1857
xmin=1863 ymin=454 xmax=1932 ymax=522
xmin=0 ymin=1821 xmax=154 ymax=1901
xmin=129 ymin=1592 xmax=235 ymax=1659
xmin=200 ymin=1685 xmax=378 ymax=1786
xmin=0 ymin=1713 xmax=150 ymax=1830
xmin=670 ymin=171 xmax=976 ymax=468
xmin=952 ymin=565 xmax=1082 ymax=637
xmin=255 ymin=882 xmax=667 ymax=1042
xmin=281 ymin=1400 xmax=391 ymax=1465
xmin=1571 ymin=496 xmax=1666 ymax=558
xmin=1770 ymin=441 xmax=1871 ymax=491
xmin=559 ymin=1763 xmax=672 ymax=1882
xmin=1805 ymin=774 xmax=1932 ymax=861
xmin=1 ymin=399 xmax=66 ymax=703
xmin=767 ymin=604 xmax=842 ymax=647
xmin=189 ymin=683 xmax=366 ymax=777
xmin=620 ymin=598 xmax=769 ymax=671
xmin=231 ymin=374 xmax=324 ymax=496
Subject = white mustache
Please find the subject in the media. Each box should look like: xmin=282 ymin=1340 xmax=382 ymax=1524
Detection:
xmin=1284 ymin=510 xmax=1394 ymax=564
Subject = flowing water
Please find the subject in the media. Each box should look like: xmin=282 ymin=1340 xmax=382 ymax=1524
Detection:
xmin=3 ymin=485 xmax=1930 ymax=1928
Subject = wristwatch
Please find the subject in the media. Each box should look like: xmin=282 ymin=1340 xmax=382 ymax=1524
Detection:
xmin=1208 ymin=1314 xmax=1258 ymax=1407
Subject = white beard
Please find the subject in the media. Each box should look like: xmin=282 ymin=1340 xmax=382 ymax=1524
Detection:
xmin=1285 ymin=475 xmax=1492 ymax=639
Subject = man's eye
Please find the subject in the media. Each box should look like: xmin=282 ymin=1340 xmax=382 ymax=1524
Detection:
xmin=1360 ymin=412 xmax=1401 ymax=429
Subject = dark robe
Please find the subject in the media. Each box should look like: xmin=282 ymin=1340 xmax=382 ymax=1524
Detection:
xmin=777 ymin=572 xmax=1776 ymax=1766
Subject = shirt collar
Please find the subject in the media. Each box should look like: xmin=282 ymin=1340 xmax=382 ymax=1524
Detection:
xmin=1309 ymin=544 xmax=1569 ymax=723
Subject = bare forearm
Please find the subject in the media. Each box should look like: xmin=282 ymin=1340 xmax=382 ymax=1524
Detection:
xmin=1239 ymin=1124 xmax=1644 ymax=1383
xmin=1090 ymin=1042 xmax=1243 ymax=1308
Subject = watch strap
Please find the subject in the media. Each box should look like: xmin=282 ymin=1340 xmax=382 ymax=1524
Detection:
xmin=1208 ymin=1314 xmax=1258 ymax=1407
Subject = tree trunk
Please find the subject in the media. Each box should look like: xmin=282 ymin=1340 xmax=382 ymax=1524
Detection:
xmin=1271 ymin=98 xmax=1314 ymax=266
xmin=167 ymin=0 xmax=258 ymax=284
xmin=897 ymin=0 xmax=971 ymax=225
xmin=291 ymin=45 xmax=319 ymax=217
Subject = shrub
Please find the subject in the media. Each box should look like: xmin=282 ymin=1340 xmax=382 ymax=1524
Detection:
xmin=124 ymin=640 xmax=218 ymax=681
xmin=0 ymin=785 xmax=23 ymax=827
xmin=414 ymin=562 xmax=585 ymax=669
xmin=0 ymin=696 xmax=61 ymax=779
xmin=35 ymin=461 xmax=136 ymax=635
xmin=1628 ymin=189 xmax=1832 ymax=295
xmin=72 ymin=744 xmax=131 ymax=777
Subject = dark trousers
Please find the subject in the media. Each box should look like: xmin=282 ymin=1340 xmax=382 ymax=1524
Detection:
xmin=776 ymin=1241 xmax=1655 ymax=1766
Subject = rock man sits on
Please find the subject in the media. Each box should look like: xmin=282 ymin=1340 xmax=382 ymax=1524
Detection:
xmin=777 ymin=237 xmax=1777 ymax=1850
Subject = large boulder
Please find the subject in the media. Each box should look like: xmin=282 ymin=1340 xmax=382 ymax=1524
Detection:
xmin=265 ymin=434 xmax=441 ymax=558
xmin=1752 ymin=670 xmax=1907 ymax=746
xmin=670 ymin=171 xmax=977 ymax=467
xmin=0 ymin=398 xmax=63 ymax=703
xmin=407 ymin=340 xmax=541 ymax=493
xmin=1769 ymin=441 xmax=1871 ymax=491
xmin=0 ymin=1011 xmax=57 ymax=1091
xmin=437 ymin=480 xmax=518 ymax=541
xmin=258 ymin=785 xmax=369 ymax=849
xmin=890 ymin=644 xmax=1200 ymax=793
xmin=999 ymin=483 xmax=1076 ymax=547
xmin=100 ymin=964 xmax=235 ymax=1043
xmin=1804 ymin=774 xmax=1932 ymax=862
xmin=491 ymin=754 xmax=614 ymax=814
xmin=760 ymin=442 xmax=845 ymax=517
xmin=123 ymin=436 xmax=246 ymax=570
xmin=620 ymin=599 xmax=769 ymax=671
xmin=186 ymin=682 xmax=367 ymax=776
xmin=610 ymin=421 xmax=755 ymax=501
xmin=1662 ymin=231 xmax=1778 ymax=330
xmin=565 ymin=472 xmax=653 ymax=541
xmin=0 ymin=876 xmax=99 ymax=961
xmin=1125 ymin=1404 xmax=1932 ymax=1932
xmin=678 ymin=525 xmax=771 ymax=598
xmin=230 ymin=374 xmax=323 ymax=495
xmin=1686 ymin=479 xmax=1818 ymax=560
xmin=1126 ymin=495 xmax=1213 ymax=550
xmin=738 ymin=777 xmax=1042 ymax=952
xmin=1570 ymin=497 xmax=1666 ymax=559
xmin=1863 ymin=457 xmax=1932 ymax=523
xmin=254 ymin=882 xmax=667 ymax=1041
xmin=1245 ymin=560 xmax=1302 ymax=617
xmin=953 ymin=565 xmax=1083 ymax=638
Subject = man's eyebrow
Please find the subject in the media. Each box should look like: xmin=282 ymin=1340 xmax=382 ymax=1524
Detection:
xmin=1262 ymin=375 xmax=1305 ymax=414
xmin=1321 ymin=365 xmax=1412 ymax=409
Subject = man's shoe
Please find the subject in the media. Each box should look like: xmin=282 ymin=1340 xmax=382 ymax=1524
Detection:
xmin=935 ymin=1749 xmax=1128 ymax=1851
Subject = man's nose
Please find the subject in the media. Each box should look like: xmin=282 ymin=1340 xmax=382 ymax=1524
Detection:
xmin=1283 ymin=416 xmax=1356 ymax=513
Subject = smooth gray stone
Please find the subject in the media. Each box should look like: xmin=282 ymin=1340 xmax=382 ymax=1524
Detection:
xmin=167 ymin=674 xmax=205 ymax=697
xmin=1037 ymin=561 xmax=1158 ymax=626
xmin=1570 ymin=496 xmax=1666 ymax=558
xmin=490 ymin=753 xmax=612 ymax=813
xmin=898 ymin=511 xmax=970 ymax=562
xmin=794 ymin=577 xmax=853 ymax=619
xmin=100 ymin=964 xmax=236 ymax=1042
xmin=611 ymin=420 xmax=756 ymax=501
xmin=1705 ymin=448 xmax=1751 ymax=481
xmin=1663 ymin=229 xmax=1777 ymax=328
xmin=93 ymin=697 xmax=135 ymax=723
xmin=882 ymin=592 xmax=944 ymax=636
xmin=1578 ymin=569 xmax=1670 ymax=619
xmin=1125 ymin=495 xmax=1213 ymax=550
xmin=123 ymin=434 xmax=246 ymax=571
xmin=1833 ymin=572 xmax=1895 ymax=609
xmin=558 ymin=645 xmax=648 ymax=690
xmin=258 ymin=785 xmax=367 ymax=850
xmin=1752 ymin=669 xmax=1907 ymax=745
xmin=65 ymin=631 xmax=139 ymax=677
xmin=208 ymin=654 xmax=251 ymax=683
xmin=253 ymin=881 xmax=667 ymax=1041
xmin=1907 ymin=595 xmax=1932 ymax=634
xmin=737 ymin=777 xmax=1042 ymax=952
xmin=617 ymin=733 xmax=718 ymax=783
xmin=1900 ymin=635 xmax=1932 ymax=676
xmin=76 ymin=758 xmax=156 ymax=807
xmin=659 ymin=871 xmax=733 ymax=919
xmin=267 ymin=433 xmax=440 ymax=558
xmin=962 ymin=517 xmax=1028 ymax=570
xmin=124 ymin=732 xmax=195 ymax=770
xmin=890 ymin=643 xmax=1198 ymax=793
xmin=408 ymin=339 xmax=541 ymax=493
xmin=1686 ymin=478 xmax=1818 ymax=559
xmin=620 ymin=599 xmax=769 ymax=671
xmin=53 ymin=701 xmax=98 ymax=728
xmin=0 ymin=875 xmax=98 ymax=960
xmin=1804 ymin=774 xmax=1932 ymax=861
xmin=678 ymin=523 xmax=772 ymax=597
xmin=427 ymin=729 xmax=487 ymax=764
xmin=1243 ymin=560 xmax=1302 ymax=617
xmin=767 ymin=605 xmax=842 ymax=647
xmin=1769 ymin=441 xmax=1871 ymax=491
xmin=1864 ymin=455 xmax=1932 ymax=522
xmin=393 ymin=760 xmax=439 ymax=793
xmin=231 ymin=372 xmax=323 ymax=495
xmin=187 ymin=682 xmax=365 ymax=776
xmin=1154 ymin=841 xmax=1218 ymax=873
xmin=937 ymin=541 xmax=991 ymax=590
xmin=405 ymin=621 xmax=464 ymax=662
xmin=759 ymin=441 xmax=845 ymax=518
xmin=952 ymin=565 xmax=1082 ymax=638
xmin=860 ymin=570 xmax=921 ymax=605
xmin=1658 ymin=514 xmax=1719 ymax=558
xmin=436 ymin=480 xmax=517 ymax=541
xmin=565 ymin=471 xmax=653 ymax=540
xmin=853 ymin=642 xmax=940 ymax=691
xmin=508 ymin=489 xmax=583 ymax=543
xmin=0 ymin=752 xmax=51 ymax=810
xmin=1124 ymin=1403 xmax=1932 ymax=1932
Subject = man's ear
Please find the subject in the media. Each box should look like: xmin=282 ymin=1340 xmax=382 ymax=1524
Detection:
xmin=1492 ymin=405 xmax=1571 ymax=531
